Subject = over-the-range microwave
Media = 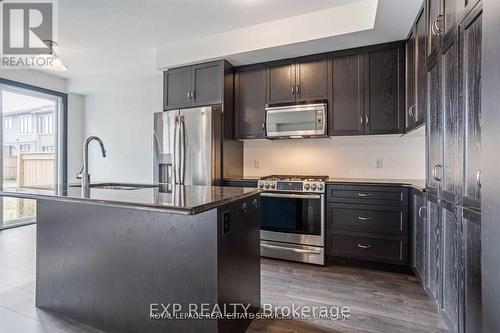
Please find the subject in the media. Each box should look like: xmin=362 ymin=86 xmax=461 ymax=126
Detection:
xmin=265 ymin=102 xmax=327 ymax=139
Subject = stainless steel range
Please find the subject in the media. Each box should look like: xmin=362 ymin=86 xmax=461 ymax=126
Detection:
xmin=258 ymin=175 xmax=327 ymax=265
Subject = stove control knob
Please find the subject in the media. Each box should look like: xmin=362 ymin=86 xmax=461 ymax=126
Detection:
xmin=319 ymin=184 xmax=324 ymax=191
xmin=304 ymin=184 xmax=311 ymax=190
xmin=265 ymin=183 xmax=270 ymax=189
xmin=311 ymin=184 xmax=317 ymax=191
xmin=271 ymin=183 xmax=276 ymax=189
xmin=258 ymin=183 xmax=264 ymax=189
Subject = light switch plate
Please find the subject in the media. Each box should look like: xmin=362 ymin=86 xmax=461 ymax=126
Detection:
xmin=375 ymin=157 xmax=383 ymax=168
xmin=254 ymin=160 xmax=261 ymax=169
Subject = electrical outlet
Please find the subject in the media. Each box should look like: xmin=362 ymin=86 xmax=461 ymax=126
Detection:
xmin=254 ymin=160 xmax=261 ymax=169
xmin=375 ymin=157 xmax=383 ymax=169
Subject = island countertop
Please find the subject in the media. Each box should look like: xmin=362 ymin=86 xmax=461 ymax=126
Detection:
xmin=0 ymin=183 xmax=261 ymax=215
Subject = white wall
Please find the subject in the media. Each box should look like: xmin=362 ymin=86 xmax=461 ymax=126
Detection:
xmin=83 ymin=76 xmax=162 ymax=183
xmin=0 ymin=69 xmax=85 ymax=179
xmin=243 ymin=133 xmax=426 ymax=180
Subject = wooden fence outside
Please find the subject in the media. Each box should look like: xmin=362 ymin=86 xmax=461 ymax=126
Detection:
xmin=3 ymin=153 xmax=55 ymax=189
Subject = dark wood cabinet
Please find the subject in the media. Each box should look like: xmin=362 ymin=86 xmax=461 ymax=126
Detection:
xmin=234 ymin=66 xmax=266 ymax=139
xmin=441 ymin=201 xmax=459 ymax=332
xmin=425 ymin=195 xmax=441 ymax=309
xmin=163 ymin=60 xmax=227 ymax=110
xmin=411 ymin=189 xmax=427 ymax=282
xmin=326 ymin=184 xmax=409 ymax=265
xmin=443 ymin=0 xmax=459 ymax=46
xmin=459 ymin=208 xmax=482 ymax=333
xmin=428 ymin=0 xmax=443 ymax=59
xmin=406 ymin=27 xmax=417 ymax=131
xmin=266 ymin=58 xmax=329 ymax=105
xmin=426 ymin=56 xmax=443 ymax=198
xmin=164 ymin=66 xmax=192 ymax=110
xmin=330 ymin=53 xmax=364 ymax=135
xmin=364 ymin=44 xmax=405 ymax=135
xmin=441 ymin=39 xmax=460 ymax=204
xmin=459 ymin=5 xmax=482 ymax=212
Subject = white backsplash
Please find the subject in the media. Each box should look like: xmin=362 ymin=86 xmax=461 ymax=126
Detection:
xmin=243 ymin=132 xmax=426 ymax=180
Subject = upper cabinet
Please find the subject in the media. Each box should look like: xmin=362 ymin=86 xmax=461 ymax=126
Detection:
xmin=164 ymin=60 xmax=228 ymax=110
xmin=364 ymin=43 xmax=405 ymax=135
xmin=427 ymin=0 xmax=443 ymax=59
xmin=406 ymin=7 xmax=427 ymax=133
xmin=234 ymin=65 xmax=267 ymax=140
xmin=266 ymin=57 xmax=329 ymax=105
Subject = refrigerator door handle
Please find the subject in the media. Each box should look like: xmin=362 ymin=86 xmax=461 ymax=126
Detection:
xmin=173 ymin=115 xmax=180 ymax=184
xmin=179 ymin=115 xmax=186 ymax=185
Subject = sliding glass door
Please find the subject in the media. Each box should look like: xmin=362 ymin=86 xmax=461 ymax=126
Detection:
xmin=0 ymin=81 xmax=66 ymax=229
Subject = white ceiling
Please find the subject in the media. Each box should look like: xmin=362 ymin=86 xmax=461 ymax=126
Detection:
xmin=54 ymin=0 xmax=423 ymax=94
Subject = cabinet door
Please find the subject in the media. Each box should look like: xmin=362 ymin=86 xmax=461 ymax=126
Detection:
xmin=426 ymin=195 xmax=441 ymax=309
xmin=296 ymin=58 xmax=329 ymax=102
xmin=416 ymin=8 xmax=427 ymax=126
xmin=191 ymin=61 xmax=223 ymax=107
xmin=164 ymin=66 xmax=192 ymax=110
xmin=443 ymin=0 xmax=458 ymax=45
xmin=460 ymin=7 xmax=482 ymax=212
xmin=364 ymin=45 xmax=405 ymax=134
xmin=426 ymin=57 xmax=443 ymax=197
xmin=266 ymin=62 xmax=296 ymax=104
xmin=330 ymin=53 xmax=364 ymax=136
xmin=234 ymin=66 xmax=266 ymax=139
xmin=406 ymin=27 xmax=417 ymax=132
xmin=428 ymin=0 xmax=443 ymax=58
xmin=441 ymin=40 xmax=460 ymax=204
xmin=460 ymin=208 xmax=482 ymax=333
xmin=412 ymin=190 xmax=426 ymax=281
xmin=441 ymin=202 xmax=459 ymax=332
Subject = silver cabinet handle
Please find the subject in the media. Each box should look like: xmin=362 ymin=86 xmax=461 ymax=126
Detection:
xmin=476 ymin=169 xmax=481 ymax=188
xmin=191 ymin=90 xmax=195 ymax=100
xmin=434 ymin=14 xmax=444 ymax=35
xmin=261 ymin=122 xmax=265 ymax=130
xmin=357 ymin=243 xmax=372 ymax=249
xmin=291 ymin=85 xmax=295 ymax=95
xmin=418 ymin=206 xmax=426 ymax=219
xmin=187 ymin=91 xmax=191 ymax=99
xmin=296 ymin=85 xmax=300 ymax=95
xmin=360 ymin=115 xmax=364 ymax=126
xmin=261 ymin=243 xmax=321 ymax=254
xmin=357 ymin=216 xmax=372 ymax=221
xmin=432 ymin=164 xmax=443 ymax=182
xmin=358 ymin=192 xmax=372 ymax=197
xmin=365 ymin=115 xmax=369 ymax=125
xmin=408 ymin=105 xmax=416 ymax=117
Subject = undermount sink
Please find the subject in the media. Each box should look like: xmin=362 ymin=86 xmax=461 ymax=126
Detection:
xmin=70 ymin=183 xmax=160 ymax=190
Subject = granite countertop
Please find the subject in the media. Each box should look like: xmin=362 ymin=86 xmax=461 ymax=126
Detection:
xmin=0 ymin=183 xmax=261 ymax=215
xmin=224 ymin=177 xmax=426 ymax=190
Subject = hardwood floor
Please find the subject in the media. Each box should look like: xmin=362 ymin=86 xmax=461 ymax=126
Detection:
xmin=0 ymin=225 xmax=447 ymax=333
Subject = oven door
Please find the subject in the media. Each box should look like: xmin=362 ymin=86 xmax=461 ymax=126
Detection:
xmin=260 ymin=192 xmax=324 ymax=247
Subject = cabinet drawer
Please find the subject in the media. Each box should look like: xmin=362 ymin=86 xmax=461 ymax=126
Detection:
xmin=329 ymin=231 xmax=408 ymax=265
xmin=327 ymin=203 xmax=408 ymax=235
xmin=327 ymin=184 xmax=408 ymax=206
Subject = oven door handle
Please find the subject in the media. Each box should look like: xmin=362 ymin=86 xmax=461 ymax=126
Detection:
xmin=261 ymin=243 xmax=321 ymax=254
xmin=260 ymin=193 xmax=322 ymax=200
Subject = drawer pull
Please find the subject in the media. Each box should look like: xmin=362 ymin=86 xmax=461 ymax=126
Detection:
xmin=357 ymin=216 xmax=372 ymax=221
xmin=357 ymin=243 xmax=372 ymax=249
xmin=357 ymin=193 xmax=372 ymax=197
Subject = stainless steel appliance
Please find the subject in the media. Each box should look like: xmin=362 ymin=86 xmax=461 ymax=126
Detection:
xmin=265 ymin=102 xmax=327 ymax=139
xmin=154 ymin=105 xmax=241 ymax=186
xmin=258 ymin=175 xmax=327 ymax=265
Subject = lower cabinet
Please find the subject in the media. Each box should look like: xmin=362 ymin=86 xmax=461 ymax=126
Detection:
xmin=416 ymin=194 xmax=482 ymax=333
xmin=326 ymin=184 xmax=409 ymax=265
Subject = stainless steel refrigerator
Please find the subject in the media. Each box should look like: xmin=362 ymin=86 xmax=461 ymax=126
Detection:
xmin=153 ymin=105 xmax=242 ymax=186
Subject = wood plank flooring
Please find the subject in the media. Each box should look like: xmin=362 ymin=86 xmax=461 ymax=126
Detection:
xmin=0 ymin=225 xmax=447 ymax=332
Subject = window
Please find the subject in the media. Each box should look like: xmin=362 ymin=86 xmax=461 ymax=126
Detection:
xmin=41 ymin=145 xmax=54 ymax=153
xmin=19 ymin=144 xmax=31 ymax=152
xmin=3 ymin=145 xmax=15 ymax=156
xmin=39 ymin=114 xmax=54 ymax=134
xmin=4 ymin=117 xmax=12 ymax=130
xmin=19 ymin=115 xmax=32 ymax=133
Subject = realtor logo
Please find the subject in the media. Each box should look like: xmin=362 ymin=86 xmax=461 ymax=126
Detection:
xmin=2 ymin=1 xmax=53 ymax=54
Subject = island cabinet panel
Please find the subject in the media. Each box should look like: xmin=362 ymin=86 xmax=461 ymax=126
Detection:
xmin=425 ymin=195 xmax=441 ymax=309
xmin=459 ymin=208 xmax=482 ymax=333
xmin=266 ymin=61 xmax=296 ymax=104
xmin=330 ymin=53 xmax=364 ymax=136
xmin=295 ymin=58 xmax=329 ymax=102
xmin=410 ymin=189 xmax=427 ymax=282
xmin=364 ymin=43 xmax=405 ymax=135
xmin=440 ymin=201 xmax=459 ymax=332
xmin=234 ymin=66 xmax=266 ymax=139
xmin=460 ymin=5 xmax=482 ymax=212
xmin=326 ymin=184 xmax=409 ymax=266
xmin=163 ymin=60 xmax=227 ymax=110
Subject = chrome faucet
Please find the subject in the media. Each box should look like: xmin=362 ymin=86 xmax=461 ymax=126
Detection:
xmin=76 ymin=136 xmax=107 ymax=189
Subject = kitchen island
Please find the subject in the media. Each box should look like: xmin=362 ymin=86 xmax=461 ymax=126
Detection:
xmin=0 ymin=183 xmax=261 ymax=333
